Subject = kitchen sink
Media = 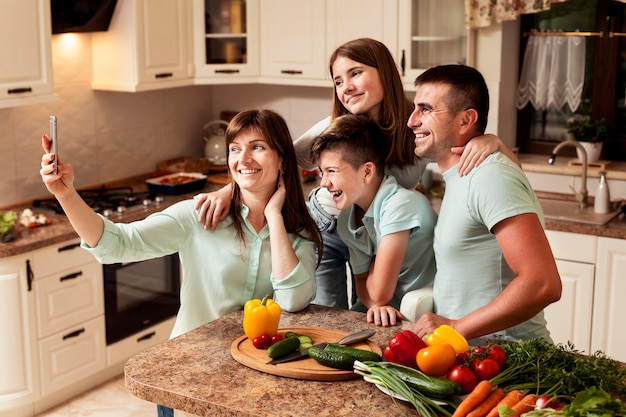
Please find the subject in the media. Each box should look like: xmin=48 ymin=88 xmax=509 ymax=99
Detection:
xmin=538 ymin=197 xmax=621 ymax=226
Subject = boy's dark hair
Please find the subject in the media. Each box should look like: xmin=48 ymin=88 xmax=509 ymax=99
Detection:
xmin=415 ymin=64 xmax=490 ymax=134
xmin=310 ymin=114 xmax=388 ymax=175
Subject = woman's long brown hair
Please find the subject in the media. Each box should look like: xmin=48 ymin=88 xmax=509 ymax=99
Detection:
xmin=226 ymin=109 xmax=323 ymax=262
xmin=329 ymin=38 xmax=416 ymax=169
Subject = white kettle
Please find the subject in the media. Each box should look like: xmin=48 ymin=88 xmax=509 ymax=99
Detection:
xmin=203 ymin=120 xmax=229 ymax=168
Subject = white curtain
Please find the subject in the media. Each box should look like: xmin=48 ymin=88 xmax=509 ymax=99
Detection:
xmin=516 ymin=34 xmax=586 ymax=112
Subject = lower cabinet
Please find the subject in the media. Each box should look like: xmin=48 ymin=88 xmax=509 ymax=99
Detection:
xmin=544 ymin=230 xmax=596 ymax=353
xmin=38 ymin=317 xmax=106 ymax=397
xmin=591 ymin=237 xmax=626 ymax=362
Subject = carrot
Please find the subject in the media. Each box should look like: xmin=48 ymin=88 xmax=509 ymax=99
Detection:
xmin=466 ymin=387 xmax=506 ymax=417
xmin=511 ymin=393 xmax=539 ymax=414
xmin=451 ymin=380 xmax=494 ymax=417
xmin=485 ymin=389 xmax=525 ymax=417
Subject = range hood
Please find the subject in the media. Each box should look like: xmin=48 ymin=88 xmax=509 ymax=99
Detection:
xmin=51 ymin=0 xmax=118 ymax=34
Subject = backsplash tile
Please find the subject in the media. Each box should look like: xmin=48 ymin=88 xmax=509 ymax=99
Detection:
xmin=0 ymin=34 xmax=335 ymax=209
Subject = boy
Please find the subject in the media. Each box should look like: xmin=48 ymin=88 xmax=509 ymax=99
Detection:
xmin=311 ymin=114 xmax=437 ymax=326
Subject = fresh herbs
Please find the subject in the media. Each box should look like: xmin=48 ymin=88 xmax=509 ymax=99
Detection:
xmin=498 ymin=387 xmax=626 ymax=416
xmin=493 ymin=339 xmax=626 ymax=398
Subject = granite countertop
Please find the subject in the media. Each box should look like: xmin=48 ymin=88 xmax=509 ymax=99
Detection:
xmin=0 ymin=174 xmax=225 ymax=258
xmin=124 ymin=305 xmax=416 ymax=417
xmin=2 ymin=170 xmax=626 ymax=259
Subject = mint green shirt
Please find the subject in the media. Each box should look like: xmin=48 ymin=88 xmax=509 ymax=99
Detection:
xmin=435 ymin=152 xmax=550 ymax=343
xmin=83 ymin=198 xmax=317 ymax=338
xmin=337 ymin=176 xmax=437 ymax=309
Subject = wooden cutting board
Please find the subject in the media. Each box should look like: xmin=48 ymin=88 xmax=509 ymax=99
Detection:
xmin=230 ymin=326 xmax=382 ymax=381
xmin=206 ymin=173 xmax=230 ymax=185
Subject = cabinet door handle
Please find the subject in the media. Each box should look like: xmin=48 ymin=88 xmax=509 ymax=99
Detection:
xmin=8 ymin=87 xmax=32 ymax=94
xmin=63 ymin=328 xmax=85 ymax=340
xmin=214 ymin=69 xmax=240 ymax=74
xmin=58 ymin=242 xmax=81 ymax=252
xmin=60 ymin=271 xmax=83 ymax=282
xmin=137 ymin=331 xmax=156 ymax=342
xmin=280 ymin=70 xmax=303 ymax=75
xmin=26 ymin=259 xmax=34 ymax=292
xmin=401 ymin=50 xmax=406 ymax=76
xmin=155 ymin=72 xmax=173 ymax=79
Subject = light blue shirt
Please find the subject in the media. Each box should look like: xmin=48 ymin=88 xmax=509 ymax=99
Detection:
xmin=435 ymin=152 xmax=550 ymax=343
xmin=83 ymin=198 xmax=317 ymax=338
xmin=337 ymin=176 xmax=437 ymax=308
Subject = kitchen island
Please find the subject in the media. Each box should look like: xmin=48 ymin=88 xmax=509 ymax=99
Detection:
xmin=124 ymin=305 xmax=417 ymax=417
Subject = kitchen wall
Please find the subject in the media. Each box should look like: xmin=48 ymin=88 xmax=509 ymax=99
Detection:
xmin=0 ymin=33 xmax=336 ymax=209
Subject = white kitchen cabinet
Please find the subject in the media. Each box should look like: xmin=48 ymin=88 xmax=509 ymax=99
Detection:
xmin=398 ymin=0 xmax=471 ymax=88
xmin=107 ymin=316 xmax=175 ymax=367
xmin=325 ymin=0 xmax=398 ymax=61
xmin=591 ymin=237 xmax=626 ymax=362
xmin=0 ymin=0 xmax=55 ymax=109
xmin=544 ymin=230 xmax=596 ymax=353
xmin=92 ymin=0 xmax=193 ymax=92
xmin=0 ymin=254 xmax=38 ymax=416
xmin=31 ymin=239 xmax=105 ymax=397
xmin=259 ymin=0 xmax=326 ymax=85
xmin=259 ymin=0 xmax=398 ymax=87
xmin=193 ymin=0 xmax=260 ymax=83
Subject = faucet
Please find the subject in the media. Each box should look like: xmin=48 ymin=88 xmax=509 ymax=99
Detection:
xmin=547 ymin=140 xmax=588 ymax=208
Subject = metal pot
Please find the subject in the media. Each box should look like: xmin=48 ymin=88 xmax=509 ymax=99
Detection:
xmin=203 ymin=120 xmax=229 ymax=167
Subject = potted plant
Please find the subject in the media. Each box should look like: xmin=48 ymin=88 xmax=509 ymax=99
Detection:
xmin=565 ymin=115 xmax=607 ymax=163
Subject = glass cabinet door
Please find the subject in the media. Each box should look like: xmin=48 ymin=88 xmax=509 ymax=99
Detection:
xmin=203 ymin=0 xmax=247 ymax=64
xmin=194 ymin=0 xmax=259 ymax=79
xmin=398 ymin=0 xmax=469 ymax=87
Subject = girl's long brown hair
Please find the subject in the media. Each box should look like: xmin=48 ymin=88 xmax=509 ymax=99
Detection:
xmin=226 ymin=109 xmax=323 ymax=261
xmin=329 ymin=38 xmax=416 ymax=169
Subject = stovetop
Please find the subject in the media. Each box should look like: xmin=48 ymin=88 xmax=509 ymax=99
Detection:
xmin=32 ymin=186 xmax=170 ymax=218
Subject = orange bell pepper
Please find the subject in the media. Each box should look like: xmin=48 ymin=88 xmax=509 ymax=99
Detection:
xmin=242 ymin=293 xmax=281 ymax=340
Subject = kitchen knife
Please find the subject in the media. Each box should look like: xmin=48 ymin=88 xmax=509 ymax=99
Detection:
xmin=266 ymin=329 xmax=376 ymax=365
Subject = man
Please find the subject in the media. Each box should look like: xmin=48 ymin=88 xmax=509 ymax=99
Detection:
xmin=408 ymin=64 xmax=561 ymax=344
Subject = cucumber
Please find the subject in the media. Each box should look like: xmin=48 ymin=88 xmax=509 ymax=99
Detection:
xmin=285 ymin=332 xmax=313 ymax=348
xmin=383 ymin=363 xmax=460 ymax=398
xmin=308 ymin=346 xmax=355 ymax=370
xmin=323 ymin=344 xmax=382 ymax=363
xmin=267 ymin=336 xmax=300 ymax=359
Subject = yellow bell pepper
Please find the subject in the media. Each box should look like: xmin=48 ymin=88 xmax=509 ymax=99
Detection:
xmin=424 ymin=324 xmax=469 ymax=355
xmin=242 ymin=293 xmax=281 ymax=340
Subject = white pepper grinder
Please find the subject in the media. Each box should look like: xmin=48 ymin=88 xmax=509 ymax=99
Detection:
xmin=594 ymin=171 xmax=610 ymax=214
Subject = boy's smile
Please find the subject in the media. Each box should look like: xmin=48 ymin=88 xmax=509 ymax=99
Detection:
xmin=318 ymin=150 xmax=372 ymax=212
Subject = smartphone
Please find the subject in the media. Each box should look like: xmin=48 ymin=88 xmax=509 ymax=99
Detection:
xmin=49 ymin=115 xmax=58 ymax=174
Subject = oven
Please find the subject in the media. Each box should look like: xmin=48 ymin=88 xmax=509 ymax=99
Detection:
xmin=33 ymin=185 xmax=180 ymax=345
xmin=103 ymin=254 xmax=180 ymax=345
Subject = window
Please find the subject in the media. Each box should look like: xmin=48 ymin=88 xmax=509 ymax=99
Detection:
xmin=516 ymin=0 xmax=626 ymax=161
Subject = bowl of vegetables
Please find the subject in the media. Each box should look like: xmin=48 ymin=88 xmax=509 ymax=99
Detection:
xmin=0 ymin=211 xmax=19 ymax=243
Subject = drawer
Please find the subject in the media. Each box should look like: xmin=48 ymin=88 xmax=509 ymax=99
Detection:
xmin=34 ymin=261 xmax=104 ymax=338
xmin=38 ymin=316 xmax=106 ymax=397
xmin=107 ymin=317 xmax=176 ymax=366
xmin=545 ymin=230 xmax=597 ymax=264
xmin=32 ymin=239 xmax=95 ymax=278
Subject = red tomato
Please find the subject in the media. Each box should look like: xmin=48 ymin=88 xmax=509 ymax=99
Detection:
xmin=447 ymin=364 xmax=478 ymax=394
xmin=473 ymin=358 xmax=501 ymax=381
xmin=456 ymin=351 xmax=472 ymax=366
xmin=487 ymin=344 xmax=507 ymax=368
xmin=472 ymin=346 xmax=485 ymax=356
xmin=270 ymin=334 xmax=284 ymax=345
xmin=252 ymin=333 xmax=271 ymax=349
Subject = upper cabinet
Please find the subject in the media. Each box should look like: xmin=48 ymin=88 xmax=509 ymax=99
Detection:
xmin=398 ymin=0 xmax=471 ymax=88
xmin=193 ymin=0 xmax=260 ymax=83
xmin=259 ymin=0 xmax=398 ymax=87
xmin=0 ymin=0 xmax=55 ymax=109
xmin=259 ymin=0 xmax=326 ymax=85
xmin=91 ymin=0 xmax=193 ymax=92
